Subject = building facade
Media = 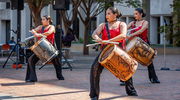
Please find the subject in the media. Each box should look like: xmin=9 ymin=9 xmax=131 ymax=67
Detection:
xmin=0 ymin=0 xmax=173 ymax=46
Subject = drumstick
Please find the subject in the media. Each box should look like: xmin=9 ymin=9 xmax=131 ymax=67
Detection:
xmin=92 ymin=40 xmax=119 ymax=44
xmin=25 ymin=35 xmax=34 ymax=41
xmin=86 ymin=41 xmax=119 ymax=47
xmin=102 ymin=41 xmax=119 ymax=44
xmin=86 ymin=43 xmax=101 ymax=47
xmin=29 ymin=30 xmax=47 ymax=38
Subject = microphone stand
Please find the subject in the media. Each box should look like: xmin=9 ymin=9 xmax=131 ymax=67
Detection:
xmin=161 ymin=18 xmax=170 ymax=70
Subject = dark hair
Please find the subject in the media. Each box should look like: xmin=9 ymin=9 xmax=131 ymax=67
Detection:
xmin=43 ymin=15 xmax=53 ymax=24
xmin=67 ymin=28 xmax=73 ymax=35
xmin=135 ymin=8 xmax=146 ymax=17
xmin=108 ymin=7 xmax=122 ymax=19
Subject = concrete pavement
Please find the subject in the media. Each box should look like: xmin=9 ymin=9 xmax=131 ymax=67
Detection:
xmin=0 ymin=51 xmax=180 ymax=100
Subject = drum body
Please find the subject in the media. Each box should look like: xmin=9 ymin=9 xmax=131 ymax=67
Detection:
xmin=98 ymin=44 xmax=138 ymax=81
xmin=30 ymin=38 xmax=58 ymax=64
xmin=126 ymin=37 xmax=157 ymax=66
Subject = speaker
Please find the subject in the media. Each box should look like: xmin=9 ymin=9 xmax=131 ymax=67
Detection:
xmin=52 ymin=0 xmax=69 ymax=10
xmin=11 ymin=0 xmax=24 ymax=10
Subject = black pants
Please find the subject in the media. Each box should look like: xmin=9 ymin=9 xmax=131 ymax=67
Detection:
xmin=25 ymin=54 xmax=63 ymax=81
xmin=148 ymin=62 xmax=158 ymax=80
xmin=89 ymin=52 xmax=137 ymax=99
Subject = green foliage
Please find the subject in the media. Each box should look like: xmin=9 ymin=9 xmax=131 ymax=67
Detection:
xmin=78 ymin=37 xmax=84 ymax=43
xmin=96 ymin=0 xmax=142 ymax=9
xmin=88 ymin=34 xmax=95 ymax=44
xmin=159 ymin=0 xmax=180 ymax=46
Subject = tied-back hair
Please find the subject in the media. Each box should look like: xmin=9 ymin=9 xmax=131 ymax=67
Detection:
xmin=135 ymin=8 xmax=146 ymax=17
xmin=108 ymin=7 xmax=122 ymax=19
xmin=43 ymin=15 xmax=53 ymax=24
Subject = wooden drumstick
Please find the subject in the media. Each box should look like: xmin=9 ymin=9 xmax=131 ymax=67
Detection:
xmin=92 ymin=40 xmax=119 ymax=44
xmin=25 ymin=35 xmax=34 ymax=41
xmin=86 ymin=43 xmax=101 ymax=47
xmin=29 ymin=30 xmax=47 ymax=38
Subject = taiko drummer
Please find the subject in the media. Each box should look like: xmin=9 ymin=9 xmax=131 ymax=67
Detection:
xmin=25 ymin=15 xmax=64 ymax=82
xmin=90 ymin=7 xmax=138 ymax=100
xmin=119 ymin=8 xmax=160 ymax=85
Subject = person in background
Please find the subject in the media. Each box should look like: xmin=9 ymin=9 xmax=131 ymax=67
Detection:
xmin=62 ymin=28 xmax=75 ymax=59
xmin=73 ymin=30 xmax=79 ymax=42
xmin=8 ymin=37 xmax=16 ymax=51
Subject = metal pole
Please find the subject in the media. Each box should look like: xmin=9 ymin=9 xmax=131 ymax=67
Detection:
xmin=161 ymin=17 xmax=170 ymax=70
xmin=164 ymin=22 xmax=166 ymax=68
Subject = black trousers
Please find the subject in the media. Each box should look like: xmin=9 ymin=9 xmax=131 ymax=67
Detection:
xmin=25 ymin=54 xmax=63 ymax=81
xmin=89 ymin=52 xmax=137 ymax=99
xmin=148 ymin=62 xmax=158 ymax=80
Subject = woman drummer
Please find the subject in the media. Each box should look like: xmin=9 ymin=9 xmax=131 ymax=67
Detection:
xmin=90 ymin=7 xmax=138 ymax=100
xmin=119 ymin=8 xmax=160 ymax=85
xmin=25 ymin=15 xmax=64 ymax=82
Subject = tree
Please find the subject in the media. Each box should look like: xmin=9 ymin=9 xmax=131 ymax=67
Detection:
xmin=75 ymin=0 xmax=142 ymax=55
xmin=159 ymin=0 xmax=180 ymax=46
xmin=26 ymin=0 xmax=51 ymax=42
xmin=59 ymin=0 xmax=81 ymax=33
xmin=27 ymin=0 xmax=51 ymax=27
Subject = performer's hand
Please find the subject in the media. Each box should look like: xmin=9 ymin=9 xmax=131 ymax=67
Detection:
xmin=96 ymin=37 xmax=102 ymax=43
xmin=126 ymin=35 xmax=131 ymax=39
xmin=31 ymin=29 xmax=37 ymax=34
xmin=34 ymin=33 xmax=42 ymax=37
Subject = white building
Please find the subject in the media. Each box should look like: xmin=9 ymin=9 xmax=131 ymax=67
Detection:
xmin=0 ymin=0 xmax=173 ymax=46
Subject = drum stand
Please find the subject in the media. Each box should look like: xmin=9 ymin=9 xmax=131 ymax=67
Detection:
xmin=60 ymin=52 xmax=73 ymax=71
xmin=3 ymin=39 xmax=26 ymax=69
xmin=38 ymin=52 xmax=72 ymax=71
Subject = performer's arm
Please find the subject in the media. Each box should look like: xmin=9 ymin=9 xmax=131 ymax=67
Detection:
xmin=30 ymin=25 xmax=42 ymax=37
xmin=108 ymin=22 xmax=127 ymax=42
xmin=92 ymin=23 xmax=104 ymax=43
xmin=127 ymin=21 xmax=133 ymax=30
xmin=33 ymin=25 xmax=42 ymax=33
xmin=41 ymin=25 xmax=55 ymax=36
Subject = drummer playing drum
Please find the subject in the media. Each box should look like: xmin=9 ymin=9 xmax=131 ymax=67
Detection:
xmin=120 ymin=8 xmax=160 ymax=86
xmin=90 ymin=7 xmax=138 ymax=100
xmin=25 ymin=15 xmax=64 ymax=82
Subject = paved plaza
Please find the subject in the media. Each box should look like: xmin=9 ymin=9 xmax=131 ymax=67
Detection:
xmin=0 ymin=52 xmax=180 ymax=100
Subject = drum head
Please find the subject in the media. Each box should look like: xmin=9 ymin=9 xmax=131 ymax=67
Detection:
xmin=98 ymin=44 xmax=114 ymax=63
xmin=126 ymin=37 xmax=138 ymax=52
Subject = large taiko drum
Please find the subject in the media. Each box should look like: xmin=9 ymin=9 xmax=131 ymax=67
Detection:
xmin=98 ymin=44 xmax=138 ymax=81
xmin=30 ymin=38 xmax=58 ymax=65
xmin=126 ymin=37 xmax=157 ymax=66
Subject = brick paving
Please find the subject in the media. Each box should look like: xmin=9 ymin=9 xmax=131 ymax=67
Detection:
xmin=0 ymin=52 xmax=180 ymax=100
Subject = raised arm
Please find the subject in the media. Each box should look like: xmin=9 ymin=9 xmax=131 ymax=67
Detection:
xmin=41 ymin=25 xmax=55 ymax=36
xmin=127 ymin=21 xmax=134 ymax=30
xmin=109 ymin=22 xmax=127 ymax=42
xmin=92 ymin=23 xmax=105 ymax=43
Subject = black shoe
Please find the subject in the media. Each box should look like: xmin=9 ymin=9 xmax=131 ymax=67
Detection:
xmin=128 ymin=92 xmax=138 ymax=96
xmin=120 ymin=81 xmax=125 ymax=86
xmin=150 ymin=78 xmax=160 ymax=84
xmin=91 ymin=96 xmax=98 ymax=100
xmin=58 ymin=76 xmax=65 ymax=80
xmin=25 ymin=80 xmax=37 ymax=83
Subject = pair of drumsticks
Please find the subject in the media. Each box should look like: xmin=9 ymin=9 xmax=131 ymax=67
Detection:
xmin=86 ymin=40 xmax=119 ymax=47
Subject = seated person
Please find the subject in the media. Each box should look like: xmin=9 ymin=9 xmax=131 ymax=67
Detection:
xmin=8 ymin=37 xmax=16 ymax=51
